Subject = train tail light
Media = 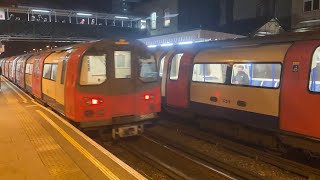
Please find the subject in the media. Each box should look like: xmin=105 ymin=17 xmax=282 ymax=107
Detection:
xmin=144 ymin=94 xmax=154 ymax=100
xmin=85 ymin=98 xmax=103 ymax=105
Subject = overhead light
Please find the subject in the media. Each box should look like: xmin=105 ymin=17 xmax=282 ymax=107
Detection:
xmin=141 ymin=20 xmax=146 ymax=23
xmin=161 ymin=43 xmax=173 ymax=47
xmin=115 ymin=16 xmax=129 ymax=19
xmin=76 ymin=13 xmax=92 ymax=16
xmin=178 ymin=41 xmax=193 ymax=45
xmin=32 ymin=9 xmax=50 ymax=13
xmin=33 ymin=49 xmax=36 ymax=51
xmin=39 ymin=49 xmax=42 ymax=51
xmin=148 ymin=45 xmax=157 ymax=48
xmin=46 ymin=45 xmax=50 ymax=48
xmin=300 ymin=19 xmax=320 ymax=24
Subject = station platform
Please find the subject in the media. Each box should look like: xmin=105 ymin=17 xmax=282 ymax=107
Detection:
xmin=0 ymin=77 xmax=146 ymax=180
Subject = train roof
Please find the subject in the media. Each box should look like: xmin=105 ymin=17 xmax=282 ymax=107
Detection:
xmin=152 ymin=30 xmax=320 ymax=52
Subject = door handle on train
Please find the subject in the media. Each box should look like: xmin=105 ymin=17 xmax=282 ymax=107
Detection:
xmin=210 ymin=96 xmax=218 ymax=102
xmin=237 ymin=100 xmax=246 ymax=107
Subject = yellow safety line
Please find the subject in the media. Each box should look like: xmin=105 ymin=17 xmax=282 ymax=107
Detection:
xmin=4 ymin=77 xmax=146 ymax=180
xmin=3 ymin=79 xmax=28 ymax=103
xmin=36 ymin=110 xmax=119 ymax=180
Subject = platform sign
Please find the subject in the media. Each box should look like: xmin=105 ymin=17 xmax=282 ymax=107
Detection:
xmin=0 ymin=9 xmax=5 ymax=20
xmin=293 ymin=62 xmax=300 ymax=72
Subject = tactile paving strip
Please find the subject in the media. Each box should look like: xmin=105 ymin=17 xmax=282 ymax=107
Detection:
xmin=15 ymin=106 xmax=89 ymax=179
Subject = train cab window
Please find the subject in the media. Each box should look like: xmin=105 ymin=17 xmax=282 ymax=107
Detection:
xmin=309 ymin=47 xmax=320 ymax=92
xmin=80 ymin=54 xmax=107 ymax=85
xmin=159 ymin=56 xmax=165 ymax=77
xmin=115 ymin=51 xmax=131 ymax=79
xmin=231 ymin=63 xmax=281 ymax=88
xmin=192 ymin=64 xmax=227 ymax=83
xmin=43 ymin=64 xmax=52 ymax=79
xmin=51 ymin=64 xmax=58 ymax=81
xmin=169 ymin=53 xmax=183 ymax=80
xmin=139 ymin=55 xmax=158 ymax=82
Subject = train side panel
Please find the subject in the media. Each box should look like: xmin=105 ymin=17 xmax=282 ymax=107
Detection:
xmin=32 ymin=53 xmax=50 ymax=99
xmin=280 ymin=40 xmax=320 ymax=139
xmin=189 ymin=44 xmax=291 ymax=129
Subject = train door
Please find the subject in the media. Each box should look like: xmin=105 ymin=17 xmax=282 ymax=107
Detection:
xmin=33 ymin=53 xmax=50 ymax=99
xmin=166 ymin=53 xmax=192 ymax=108
xmin=161 ymin=51 xmax=174 ymax=104
xmin=280 ymin=41 xmax=320 ymax=139
xmin=55 ymin=50 xmax=72 ymax=114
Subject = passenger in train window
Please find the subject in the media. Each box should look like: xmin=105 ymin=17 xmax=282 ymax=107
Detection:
xmin=311 ymin=61 xmax=320 ymax=81
xmin=233 ymin=65 xmax=250 ymax=85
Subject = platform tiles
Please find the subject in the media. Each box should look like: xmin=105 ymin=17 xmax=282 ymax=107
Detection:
xmin=0 ymin=77 xmax=146 ymax=180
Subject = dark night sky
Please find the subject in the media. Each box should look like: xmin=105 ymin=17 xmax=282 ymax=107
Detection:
xmin=1 ymin=0 xmax=114 ymax=12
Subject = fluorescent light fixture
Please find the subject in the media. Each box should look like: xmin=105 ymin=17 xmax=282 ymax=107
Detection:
xmin=32 ymin=9 xmax=50 ymax=13
xmin=178 ymin=41 xmax=193 ymax=45
xmin=148 ymin=45 xmax=157 ymax=48
xmin=115 ymin=16 xmax=129 ymax=19
xmin=300 ymin=19 xmax=320 ymax=24
xmin=161 ymin=43 xmax=173 ymax=47
xmin=141 ymin=20 xmax=146 ymax=23
xmin=76 ymin=13 xmax=92 ymax=16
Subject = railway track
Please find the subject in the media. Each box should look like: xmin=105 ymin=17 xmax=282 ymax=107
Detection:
xmin=152 ymin=117 xmax=320 ymax=180
xmin=107 ymin=135 xmax=237 ymax=180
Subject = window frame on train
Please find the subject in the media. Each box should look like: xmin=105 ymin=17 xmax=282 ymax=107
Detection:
xmin=114 ymin=51 xmax=132 ymax=79
xmin=79 ymin=53 xmax=107 ymax=85
xmin=169 ymin=53 xmax=184 ymax=81
xmin=191 ymin=62 xmax=283 ymax=89
xmin=139 ymin=55 xmax=158 ymax=83
xmin=308 ymin=46 xmax=320 ymax=93
xmin=231 ymin=63 xmax=282 ymax=89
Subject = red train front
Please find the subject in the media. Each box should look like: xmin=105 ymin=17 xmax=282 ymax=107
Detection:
xmin=1 ymin=39 xmax=161 ymax=138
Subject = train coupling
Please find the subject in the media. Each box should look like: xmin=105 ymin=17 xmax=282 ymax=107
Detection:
xmin=112 ymin=123 xmax=144 ymax=139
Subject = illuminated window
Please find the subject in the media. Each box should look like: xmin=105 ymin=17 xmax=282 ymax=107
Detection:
xmin=231 ymin=63 xmax=281 ymax=88
xmin=169 ymin=53 xmax=183 ymax=80
xmin=151 ymin=12 xmax=157 ymax=29
xmin=139 ymin=55 xmax=158 ymax=82
xmin=140 ymin=20 xmax=146 ymax=29
xmin=80 ymin=54 xmax=107 ymax=85
xmin=43 ymin=64 xmax=52 ymax=79
xmin=164 ymin=9 xmax=170 ymax=27
xmin=309 ymin=47 xmax=320 ymax=92
xmin=115 ymin=51 xmax=131 ymax=78
xmin=192 ymin=64 xmax=227 ymax=83
xmin=51 ymin=64 xmax=58 ymax=81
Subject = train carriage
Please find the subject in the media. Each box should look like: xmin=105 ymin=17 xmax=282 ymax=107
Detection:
xmin=16 ymin=55 xmax=32 ymax=89
xmin=156 ymin=32 xmax=320 ymax=155
xmin=2 ymin=38 xmax=161 ymax=138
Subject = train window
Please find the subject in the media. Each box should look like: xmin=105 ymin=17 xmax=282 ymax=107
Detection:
xmin=30 ymin=64 xmax=33 ymax=74
xmin=309 ymin=47 xmax=320 ymax=92
xmin=115 ymin=51 xmax=131 ymax=79
xmin=80 ymin=54 xmax=107 ymax=85
xmin=159 ymin=56 xmax=165 ymax=77
xmin=192 ymin=64 xmax=227 ymax=83
xmin=51 ymin=64 xmax=58 ymax=81
xmin=43 ymin=64 xmax=52 ymax=79
xmin=231 ymin=63 xmax=281 ymax=88
xmin=60 ymin=50 xmax=73 ymax=84
xmin=139 ymin=55 xmax=158 ymax=82
xmin=25 ymin=63 xmax=33 ymax=74
xmin=169 ymin=53 xmax=183 ymax=80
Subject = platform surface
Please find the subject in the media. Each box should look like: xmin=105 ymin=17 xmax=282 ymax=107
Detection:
xmin=0 ymin=77 xmax=146 ymax=180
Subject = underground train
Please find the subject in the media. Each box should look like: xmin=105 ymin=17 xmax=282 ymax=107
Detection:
xmin=153 ymin=32 xmax=320 ymax=155
xmin=0 ymin=39 xmax=161 ymax=138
